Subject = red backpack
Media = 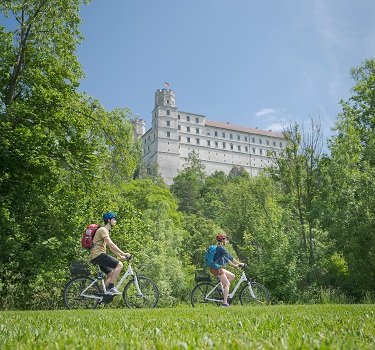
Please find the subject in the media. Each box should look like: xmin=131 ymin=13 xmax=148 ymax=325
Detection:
xmin=81 ymin=224 xmax=100 ymax=250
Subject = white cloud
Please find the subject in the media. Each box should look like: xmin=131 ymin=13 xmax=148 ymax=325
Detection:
xmin=255 ymin=107 xmax=285 ymax=118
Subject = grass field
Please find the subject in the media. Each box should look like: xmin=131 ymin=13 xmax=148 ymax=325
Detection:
xmin=1 ymin=304 xmax=374 ymax=349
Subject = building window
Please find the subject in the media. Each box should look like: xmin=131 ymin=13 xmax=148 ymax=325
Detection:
xmin=215 ymin=131 xmax=218 ymax=137
xmin=207 ymin=140 xmax=211 ymax=146
xmin=187 ymin=126 xmax=190 ymax=132
xmin=206 ymin=129 xmax=211 ymax=136
xmin=187 ymin=116 xmax=190 ymax=121
xmin=223 ymin=142 xmax=226 ymax=149
xmin=230 ymin=143 xmax=234 ymax=150
xmin=245 ymin=146 xmax=248 ymax=152
xmin=167 ymin=131 xmax=170 ymax=137
xmin=167 ymin=110 xmax=170 ymax=115
xmin=215 ymin=141 xmax=218 ymax=148
xmin=260 ymin=149 xmax=263 ymax=155
xmin=196 ymin=117 xmax=199 ymax=123
xmin=273 ymin=141 xmax=276 ymax=146
xmin=166 ymin=120 xmax=170 ymax=126
xmin=259 ymin=138 xmax=262 ymax=144
xmin=252 ymin=147 xmax=256 ymax=153
xmin=196 ymin=128 xmax=199 ymax=134
xmin=178 ymin=115 xmax=180 ymax=120
xmin=237 ymin=145 xmax=241 ymax=151
xmin=196 ymin=138 xmax=200 ymax=145
xmin=266 ymin=139 xmax=269 ymax=145
xmin=237 ymin=135 xmax=241 ymax=141
xmin=230 ymin=133 xmax=233 ymax=140
xmin=245 ymin=136 xmax=248 ymax=142
xmin=179 ymin=136 xmax=181 ymax=141
xmin=252 ymin=137 xmax=255 ymax=143
xmin=222 ymin=132 xmax=226 ymax=138
xmin=187 ymin=137 xmax=191 ymax=143
xmin=178 ymin=125 xmax=181 ymax=130
xmin=280 ymin=142 xmax=283 ymax=148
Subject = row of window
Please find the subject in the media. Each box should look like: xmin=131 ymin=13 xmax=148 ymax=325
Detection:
xmin=163 ymin=121 xmax=283 ymax=148
xmin=162 ymin=134 xmax=277 ymax=156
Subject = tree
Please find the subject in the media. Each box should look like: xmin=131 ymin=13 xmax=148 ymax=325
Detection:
xmin=267 ymin=120 xmax=327 ymax=286
xmin=0 ymin=1 xmax=139 ymax=309
xmin=170 ymin=151 xmax=206 ymax=214
xmin=319 ymin=59 xmax=375 ymax=296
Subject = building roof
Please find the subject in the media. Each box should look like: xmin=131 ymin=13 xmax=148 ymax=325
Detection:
xmin=205 ymin=120 xmax=286 ymax=138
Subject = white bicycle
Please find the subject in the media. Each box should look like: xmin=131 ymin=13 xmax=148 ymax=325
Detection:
xmin=191 ymin=265 xmax=270 ymax=307
xmin=64 ymin=259 xmax=159 ymax=309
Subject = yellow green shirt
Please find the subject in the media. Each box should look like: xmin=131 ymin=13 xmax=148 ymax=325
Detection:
xmin=89 ymin=226 xmax=110 ymax=261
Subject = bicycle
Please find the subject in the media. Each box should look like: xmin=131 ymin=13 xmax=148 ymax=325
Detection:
xmin=64 ymin=258 xmax=159 ymax=309
xmin=191 ymin=265 xmax=270 ymax=307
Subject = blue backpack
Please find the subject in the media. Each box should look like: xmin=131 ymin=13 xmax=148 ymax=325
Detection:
xmin=205 ymin=245 xmax=218 ymax=262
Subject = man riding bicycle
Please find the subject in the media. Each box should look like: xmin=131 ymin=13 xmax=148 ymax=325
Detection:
xmin=89 ymin=212 xmax=131 ymax=295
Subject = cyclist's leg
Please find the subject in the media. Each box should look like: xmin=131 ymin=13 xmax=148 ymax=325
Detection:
xmin=209 ymin=266 xmax=228 ymax=304
xmin=91 ymin=253 xmax=123 ymax=287
xmin=217 ymin=268 xmax=235 ymax=304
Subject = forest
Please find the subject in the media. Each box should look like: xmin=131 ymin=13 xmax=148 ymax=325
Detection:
xmin=1 ymin=1 xmax=374 ymax=309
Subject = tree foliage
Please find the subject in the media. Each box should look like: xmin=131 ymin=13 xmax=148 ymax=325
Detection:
xmin=1 ymin=2 xmax=375 ymax=308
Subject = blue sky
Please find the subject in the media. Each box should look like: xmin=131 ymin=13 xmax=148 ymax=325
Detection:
xmin=77 ymin=1 xmax=375 ymax=146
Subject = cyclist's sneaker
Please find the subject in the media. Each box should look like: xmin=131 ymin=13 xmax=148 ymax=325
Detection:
xmin=222 ymin=303 xmax=230 ymax=307
xmin=105 ymin=287 xmax=122 ymax=295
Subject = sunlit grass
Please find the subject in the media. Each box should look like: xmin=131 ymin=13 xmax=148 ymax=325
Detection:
xmin=1 ymin=304 xmax=374 ymax=349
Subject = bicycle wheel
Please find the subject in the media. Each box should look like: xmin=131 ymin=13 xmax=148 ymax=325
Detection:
xmin=123 ymin=276 xmax=159 ymax=308
xmin=191 ymin=282 xmax=222 ymax=307
xmin=239 ymin=282 xmax=270 ymax=306
xmin=64 ymin=276 xmax=101 ymax=310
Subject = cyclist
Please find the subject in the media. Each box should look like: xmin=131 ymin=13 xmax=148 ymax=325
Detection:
xmin=89 ymin=212 xmax=131 ymax=295
xmin=206 ymin=234 xmax=244 ymax=307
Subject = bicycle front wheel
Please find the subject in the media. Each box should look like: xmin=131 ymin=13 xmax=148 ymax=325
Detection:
xmin=123 ymin=276 xmax=159 ymax=308
xmin=191 ymin=282 xmax=222 ymax=307
xmin=239 ymin=282 xmax=270 ymax=306
xmin=64 ymin=276 xmax=101 ymax=310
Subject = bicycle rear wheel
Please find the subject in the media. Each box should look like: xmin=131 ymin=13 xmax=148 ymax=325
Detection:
xmin=64 ymin=276 xmax=101 ymax=310
xmin=123 ymin=276 xmax=159 ymax=308
xmin=191 ymin=282 xmax=222 ymax=307
xmin=239 ymin=282 xmax=270 ymax=306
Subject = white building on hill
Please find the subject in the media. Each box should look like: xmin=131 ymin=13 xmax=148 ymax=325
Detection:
xmin=135 ymin=88 xmax=286 ymax=185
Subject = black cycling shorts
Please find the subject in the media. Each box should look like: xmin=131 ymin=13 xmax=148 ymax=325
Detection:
xmin=91 ymin=253 xmax=119 ymax=274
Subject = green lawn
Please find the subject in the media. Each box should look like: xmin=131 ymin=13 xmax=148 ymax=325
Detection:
xmin=1 ymin=304 xmax=374 ymax=349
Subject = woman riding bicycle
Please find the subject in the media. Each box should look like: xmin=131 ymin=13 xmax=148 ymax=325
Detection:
xmin=206 ymin=234 xmax=244 ymax=307
xmin=89 ymin=212 xmax=131 ymax=295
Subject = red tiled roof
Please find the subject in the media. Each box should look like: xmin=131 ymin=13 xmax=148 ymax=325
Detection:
xmin=205 ymin=120 xmax=285 ymax=138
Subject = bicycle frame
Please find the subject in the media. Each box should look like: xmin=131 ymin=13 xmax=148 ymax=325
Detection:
xmin=79 ymin=262 xmax=141 ymax=300
xmin=204 ymin=270 xmax=256 ymax=303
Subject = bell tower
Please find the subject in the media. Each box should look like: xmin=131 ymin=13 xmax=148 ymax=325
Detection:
xmin=148 ymin=88 xmax=180 ymax=184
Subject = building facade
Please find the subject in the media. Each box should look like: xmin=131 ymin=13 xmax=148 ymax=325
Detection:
xmin=138 ymin=88 xmax=286 ymax=185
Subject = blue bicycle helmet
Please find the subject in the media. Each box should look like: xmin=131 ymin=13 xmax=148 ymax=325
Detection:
xmin=103 ymin=212 xmax=117 ymax=223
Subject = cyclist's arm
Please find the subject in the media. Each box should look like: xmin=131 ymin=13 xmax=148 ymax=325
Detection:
xmin=103 ymin=236 xmax=130 ymax=259
xmin=230 ymin=258 xmax=244 ymax=267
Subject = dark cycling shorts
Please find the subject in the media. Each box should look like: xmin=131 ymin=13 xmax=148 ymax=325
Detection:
xmin=91 ymin=253 xmax=119 ymax=274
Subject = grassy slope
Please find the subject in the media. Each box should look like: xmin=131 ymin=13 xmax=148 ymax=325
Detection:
xmin=1 ymin=305 xmax=374 ymax=349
